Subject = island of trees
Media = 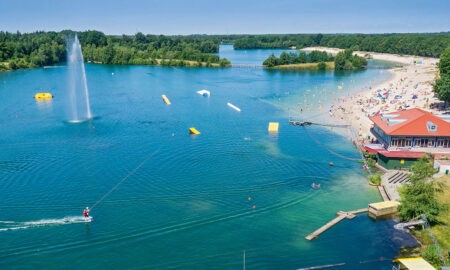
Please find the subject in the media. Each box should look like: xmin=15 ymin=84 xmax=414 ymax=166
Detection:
xmin=262 ymin=50 xmax=334 ymax=70
xmin=262 ymin=49 xmax=367 ymax=71
xmin=0 ymin=30 xmax=231 ymax=71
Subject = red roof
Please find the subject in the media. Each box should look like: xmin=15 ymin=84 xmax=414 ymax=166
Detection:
xmin=364 ymin=145 xmax=383 ymax=153
xmin=378 ymin=150 xmax=425 ymax=159
xmin=370 ymin=108 xmax=450 ymax=136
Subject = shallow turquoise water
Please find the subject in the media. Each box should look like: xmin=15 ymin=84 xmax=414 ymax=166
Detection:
xmin=0 ymin=45 xmax=417 ymax=269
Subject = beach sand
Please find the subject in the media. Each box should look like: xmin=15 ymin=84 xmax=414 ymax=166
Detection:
xmin=302 ymin=47 xmax=441 ymax=143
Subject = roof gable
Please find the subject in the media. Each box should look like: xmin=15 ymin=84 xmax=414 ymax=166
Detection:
xmin=370 ymin=108 xmax=450 ymax=136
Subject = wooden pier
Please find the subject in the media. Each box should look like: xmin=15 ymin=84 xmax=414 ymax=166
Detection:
xmin=305 ymin=208 xmax=368 ymax=241
xmin=377 ymin=185 xmax=390 ymax=201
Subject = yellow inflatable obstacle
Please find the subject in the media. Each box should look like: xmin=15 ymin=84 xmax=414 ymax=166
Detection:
xmin=34 ymin=92 xmax=53 ymax=101
xmin=268 ymin=122 xmax=279 ymax=133
xmin=162 ymin=94 xmax=171 ymax=105
xmin=189 ymin=127 xmax=200 ymax=135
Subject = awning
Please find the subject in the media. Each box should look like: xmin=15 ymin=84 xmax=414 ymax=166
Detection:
xmin=378 ymin=150 xmax=425 ymax=159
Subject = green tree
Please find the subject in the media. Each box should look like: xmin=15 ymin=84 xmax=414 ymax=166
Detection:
xmin=317 ymin=61 xmax=326 ymax=70
xmin=398 ymin=157 xmax=444 ymax=223
xmin=434 ymin=75 xmax=450 ymax=104
xmin=438 ymin=46 xmax=450 ymax=76
xmin=263 ymin=53 xmax=279 ymax=67
xmin=434 ymin=46 xmax=450 ymax=105
xmin=219 ymin=58 xmax=231 ymax=67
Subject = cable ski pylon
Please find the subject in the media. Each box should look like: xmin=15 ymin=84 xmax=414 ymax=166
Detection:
xmin=90 ymin=147 xmax=161 ymax=211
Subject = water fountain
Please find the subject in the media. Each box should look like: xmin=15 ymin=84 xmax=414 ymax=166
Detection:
xmin=66 ymin=34 xmax=92 ymax=122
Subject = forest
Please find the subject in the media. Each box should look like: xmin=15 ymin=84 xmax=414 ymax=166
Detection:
xmin=232 ymin=33 xmax=450 ymax=57
xmin=1 ymin=31 xmax=450 ymax=71
xmin=0 ymin=30 xmax=230 ymax=70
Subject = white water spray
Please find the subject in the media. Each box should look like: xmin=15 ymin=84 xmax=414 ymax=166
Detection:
xmin=67 ymin=35 xmax=92 ymax=122
xmin=0 ymin=216 xmax=89 ymax=232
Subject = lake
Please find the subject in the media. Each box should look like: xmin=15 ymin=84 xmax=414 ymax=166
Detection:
xmin=0 ymin=45 xmax=417 ymax=269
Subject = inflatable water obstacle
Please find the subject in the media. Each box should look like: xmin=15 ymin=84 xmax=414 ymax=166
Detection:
xmin=197 ymin=90 xmax=210 ymax=97
xmin=162 ymin=94 xmax=171 ymax=105
xmin=227 ymin=102 xmax=241 ymax=112
xmin=189 ymin=127 xmax=200 ymax=135
xmin=268 ymin=122 xmax=279 ymax=133
xmin=34 ymin=92 xmax=53 ymax=101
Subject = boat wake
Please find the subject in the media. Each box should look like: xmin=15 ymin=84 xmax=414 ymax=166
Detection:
xmin=0 ymin=216 xmax=89 ymax=232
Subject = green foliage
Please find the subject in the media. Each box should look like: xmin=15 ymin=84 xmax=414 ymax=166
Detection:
xmin=334 ymin=49 xmax=367 ymax=71
xmin=434 ymin=46 xmax=450 ymax=104
xmin=366 ymin=158 xmax=376 ymax=170
xmin=219 ymin=58 xmax=231 ymax=67
xmin=369 ymin=173 xmax=382 ymax=186
xmin=421 ymin=245 xmax=444 ymax=268
xmin=262 ymin=51 xmax=333 ymax=67
xmin=439 ymin=46 xmax=450 ymax=76
xmin=317 ymin=61 xmax=326 ymax=70
xmin=0 ymin=30 xmax=227 ymax=70
xmin=232 ymin=33 xmax=450 ymax=57
xmin=262 ymin=53 xmax=279 ymax=67
xmin=398 ymin=157 xmax=444 ymax=224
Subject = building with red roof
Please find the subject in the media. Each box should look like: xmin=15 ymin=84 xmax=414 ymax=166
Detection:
xmin=370 ymin=108 xmax=450 ymax=151
xmin=369 ymin=108 xmax=450 ymax=169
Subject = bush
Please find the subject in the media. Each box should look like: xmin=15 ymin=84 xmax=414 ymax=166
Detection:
xmin=421 ymin=245 xmax=443 ymax=268
xmin=317 ymin=61 xmax=326 ymax=70
xmin=369 ymin=173 xmax=382 ymax=185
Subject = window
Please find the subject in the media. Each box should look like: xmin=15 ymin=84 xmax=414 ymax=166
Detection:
xmin=427 ymin=121 xmax=438 ymax=132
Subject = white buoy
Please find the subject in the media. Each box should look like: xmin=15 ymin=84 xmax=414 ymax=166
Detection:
xmin=227 ymin=102 xmax=241 ymax=112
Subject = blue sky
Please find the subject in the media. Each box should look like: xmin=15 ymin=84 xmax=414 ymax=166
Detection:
xmin=0 ymin=0 xmax=449 ymax=34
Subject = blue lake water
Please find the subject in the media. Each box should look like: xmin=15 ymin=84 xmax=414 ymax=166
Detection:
xmin=0 ymin=45 xmax=417 ymax=269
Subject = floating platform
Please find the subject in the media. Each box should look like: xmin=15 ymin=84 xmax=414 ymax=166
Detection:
xmin=189 ymin=127 xmax=200 ymax=135
xmin=34 ymin=92 xmax=53 ymax=101
xmin=268 ymin=122 xmax=279 ymax=132
xmin=197 ymin=89 xmax=210 ymax=97
xmin=227 ymin=102 xmax=241 ymax=112
xmin=305 ymin=208 xmax=368 ymax=240
xmin=368 ymin=201 xmax=400 ymax=217
xmin=162 ymin=94 xmax=171 ymax=105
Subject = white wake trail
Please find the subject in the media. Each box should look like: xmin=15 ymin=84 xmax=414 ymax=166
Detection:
xmin=0 ymin=216 xmax=90 ymax=232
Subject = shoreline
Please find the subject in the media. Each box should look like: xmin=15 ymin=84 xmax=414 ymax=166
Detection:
xmin=302 ymin=47 xmax=440 ymax=143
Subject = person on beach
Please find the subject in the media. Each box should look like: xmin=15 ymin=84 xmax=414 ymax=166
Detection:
xmin=83 ymin=207 xmax=90 ymax=218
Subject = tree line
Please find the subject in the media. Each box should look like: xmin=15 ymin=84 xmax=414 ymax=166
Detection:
xmin=232 ymin=33 xmax=450 ymax=57
xmin=0 ymin=30 xmax=230 ymax=71
xmin=262 ymin=50 xmax=334 ymax=67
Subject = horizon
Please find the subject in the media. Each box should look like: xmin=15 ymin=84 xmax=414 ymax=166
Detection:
xmin=1 ymin=0 xmax=449 ymax=35
xmin=3 ymin=30 xmax=450 ymax=36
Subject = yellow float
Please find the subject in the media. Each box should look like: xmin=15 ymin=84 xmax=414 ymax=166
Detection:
xmin=189 ymin=127 xmax=200 ymax=135
xmin=34 ymin=92 xmax=53 ymax=101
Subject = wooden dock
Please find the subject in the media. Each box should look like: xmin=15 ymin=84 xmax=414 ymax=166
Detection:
xmin=305 ymin=208 xmax=368 ymax=241
xmin=378 ymin=185 xmax=390 ymax=201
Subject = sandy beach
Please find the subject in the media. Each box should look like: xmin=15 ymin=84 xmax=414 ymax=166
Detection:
xmin=302 ymin=47 xmax=441 ymax=142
